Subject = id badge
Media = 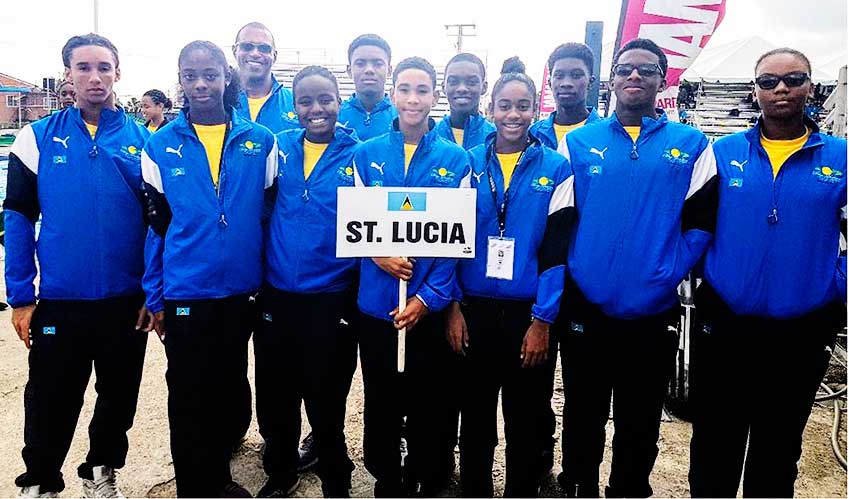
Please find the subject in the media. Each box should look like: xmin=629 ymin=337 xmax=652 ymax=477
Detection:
xmin=486 ymin=236 xmax=516 ymax=280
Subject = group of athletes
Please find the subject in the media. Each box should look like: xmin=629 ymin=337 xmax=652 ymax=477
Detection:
xmin=4 ymin=18 xmax=846 ymax=499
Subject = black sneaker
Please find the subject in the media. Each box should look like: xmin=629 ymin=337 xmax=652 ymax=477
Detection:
xmin=220 ymin=481 xmax=252 ymax=498
xmin=257 ymin=475 xmax=301 ymax=498
xmin=297 ymin=432 xmax=318 ymax=472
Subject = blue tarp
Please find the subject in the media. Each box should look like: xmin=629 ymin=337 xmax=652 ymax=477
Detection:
xmin=0 ymin=86 xmax=32 ymax=93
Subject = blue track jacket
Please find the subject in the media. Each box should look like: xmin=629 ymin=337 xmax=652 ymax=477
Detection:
xmin=530 ymin=108 xmax=601 ymax=149
xmin=4 ymin=107 xmax=149 ymax=307
xmin=704 ymin=118 xmax=847 ymax=318
xmin=558 ymin=112 xmax=718 ymax=319
xmin=338 ymin=94 xmax=397 ymax=141
xmin=236 ymin=75 xmax=297 ymax=133
xmin=433 ymin=113 xmax=496 ymax=150
xmin=352 ymin=118 xmax=472 ymax=321
xmin=141 ymin=110 xmax=278 ymax=312
xmin=266 ymin=125 xmax=360 ymax=293
xmin=458 ymin=134 xmax=575 ymax=323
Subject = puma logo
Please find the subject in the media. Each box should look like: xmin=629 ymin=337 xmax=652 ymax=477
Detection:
xmin=590 ymin=147 xmax=608 ymax=160
xmin=165 ymin=144 xmax=183 ymax=158
xmin=730 ymin=159 xmax=748 ymax=172
xmin=52 ymin=136 xmax=70 ymax=149
xmin=472 ymin=171 xmax=485 ymax=183
xmin=279 ymin=151 xmax=289 ymax=164
xmin=370 ymin=161 xmax=385 ymax=175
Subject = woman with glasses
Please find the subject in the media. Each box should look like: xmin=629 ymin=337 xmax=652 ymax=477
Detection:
xmin=688 ymin=48 xmax=847 ymax=499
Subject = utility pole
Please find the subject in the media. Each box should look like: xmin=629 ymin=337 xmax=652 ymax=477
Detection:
xmin=93 ymin=0 xmax=99 ymax=33
xmin=445 ymin=24 xmax=476 ymax=53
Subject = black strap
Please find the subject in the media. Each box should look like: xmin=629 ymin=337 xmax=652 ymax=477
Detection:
xmin=485 ymin=145 xmax=528 ymax=236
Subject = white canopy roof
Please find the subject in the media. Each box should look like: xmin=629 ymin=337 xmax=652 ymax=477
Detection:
xmin=681 ymin=36 xmax=835 ymax=83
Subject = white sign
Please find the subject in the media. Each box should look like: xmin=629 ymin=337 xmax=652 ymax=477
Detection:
xmin=336 ymin=187 xmax=476 ymax=258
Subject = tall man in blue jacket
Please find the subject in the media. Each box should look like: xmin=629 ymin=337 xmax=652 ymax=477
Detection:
xmin=689 ymin=48 xmax=846 ymax=498
xmin=5 ymin=34 xmax=150 ymax=498
xmin=338 ymin=34 xmax=398 ymax=141
xmin=231 ymin=20 xmax=297 ymax=453
xmin=555 ymin=38 xmax=718 ymax=498
xmin=233 ymin=22 xmax=297 ymax=132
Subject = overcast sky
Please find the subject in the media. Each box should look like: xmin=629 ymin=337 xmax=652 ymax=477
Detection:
xmin=0 ymin=0 xmax=846 ymax=98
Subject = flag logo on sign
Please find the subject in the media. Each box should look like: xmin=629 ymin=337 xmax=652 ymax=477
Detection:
xmin=388 ymin=192 xmax=426 ymax=212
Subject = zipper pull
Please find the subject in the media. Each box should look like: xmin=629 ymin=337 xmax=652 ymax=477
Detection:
xmin=219 ymin=213 xmax=228 ymax=228
xmin=364 ymin=112 xmax=372 ymax=126
xmin=302 ymin=189 xmax=310 ymax=202
xmin=89 ymin=145 xmax=98 ymax=158
xmin=629 ymin=145 xmax=639 ymax=160
xmin=767 ymin=208 xmax=779 ymax=224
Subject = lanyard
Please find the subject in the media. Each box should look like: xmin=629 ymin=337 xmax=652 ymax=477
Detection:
xmin=485 ymin=145 xmax=527 ymax=237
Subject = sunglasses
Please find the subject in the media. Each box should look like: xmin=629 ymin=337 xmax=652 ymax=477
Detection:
xmin=755 ymin=72 xmax=810 ymax=90
xmin=235 ymin=42 xmax=274 ymax=54
xmin=613 ymin=63 xmax=664 ymax=78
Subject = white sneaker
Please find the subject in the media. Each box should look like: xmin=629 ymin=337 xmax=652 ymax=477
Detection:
xmin=18 ymin=485 xmax=58 ymax=498
xmin=81 ymin=466 xmax=124 ymax=498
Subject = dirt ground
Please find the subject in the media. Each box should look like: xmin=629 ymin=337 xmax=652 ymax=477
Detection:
xmin=0 ymin=313 xmax=846 ymax=498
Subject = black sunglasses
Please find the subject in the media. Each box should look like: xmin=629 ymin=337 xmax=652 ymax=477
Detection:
xmin=612 ymin=63 xmax=664 ymax=78
xmin=755 ymin=72 xmax=810 ymax=90
xmin=235 ymin=42 xmax=274 ymax=54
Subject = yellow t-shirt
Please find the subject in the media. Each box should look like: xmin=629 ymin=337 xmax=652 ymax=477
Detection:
xmin=452 ymin=127 xmax=464 ymax=146
xmin=554 ymin=120 xmax=586 ymax=145
xmin=761 ymin=129 xmax=811 ymax=178
xmin=404 ymin=143 xmax=418 ymax=174
xmin=85 ymin=122 xmax=97 ymax=139
xmin=624 ymin=126 xmax=640 ymax=143
xmin=303 ymin=139 xmax=328 ymax=180
xmin=194 ymin=124 xmax=226 ymax=186
xmin=496 ymin=151 xmax=522 ymax=191
xmin=146 ymin=124 xmax=158 ymax=133
xmin=247 ymin=94 xmax=270 ymax=122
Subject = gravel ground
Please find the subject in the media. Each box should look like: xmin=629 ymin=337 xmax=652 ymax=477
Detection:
xmin=0 ymin=246 xmax=845 ymax=497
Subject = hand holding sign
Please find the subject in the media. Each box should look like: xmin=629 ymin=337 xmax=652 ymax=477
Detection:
xmin=373 ymin=257 xmax=414 ymax=281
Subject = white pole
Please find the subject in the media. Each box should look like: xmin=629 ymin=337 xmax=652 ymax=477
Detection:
xmin=93 ymin=0 xmax=99 ymax=33
xmin=397 ymin=270 xmax=407 ymax=373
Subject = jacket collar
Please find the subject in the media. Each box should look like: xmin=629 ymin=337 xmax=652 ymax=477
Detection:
xmin=441 ymin=112 xmax=487 ymax=133
xmin=389 ymin=116 xmax=438 ymax=152
xmin=348 ymin=93 xmax=392 ymax=114
xmin=289 ymin=123 xmax=360 ymax=149
xmin=69 ymin=105 xmax=126 ymax=134
xmin=483 ymin=130 xmax=542 ymax=162
xmin=608 ymin=109 xmax=668 ymax=135
xmin=745 ymin=115 xmax=823 ymax=149
xmin=172 ymin=108 xmax=252 ymax=140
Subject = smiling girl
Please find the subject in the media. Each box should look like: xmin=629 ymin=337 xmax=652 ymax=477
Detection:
xmin=140 ymin=40 xmax=277 ymax=498
xmin=255 ymin=66 xmax=360 ymax=498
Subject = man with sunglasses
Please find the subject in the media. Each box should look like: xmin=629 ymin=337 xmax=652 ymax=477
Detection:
xmin=233 ymin=22 xmax=296 ymax=133
xmin=555 ymin=38 xmax=717 ymax=498
xmin=229 ymin=20 xmax=297 ymax=460
xmin=688 ymin=48 xmax=846 ymax=498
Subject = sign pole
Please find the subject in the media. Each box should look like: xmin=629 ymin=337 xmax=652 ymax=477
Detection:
xmin=397 ymin=267 xmax=407 ymax=373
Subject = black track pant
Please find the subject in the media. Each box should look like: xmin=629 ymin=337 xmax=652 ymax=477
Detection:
xmin=15 ymin=295 xmax=147 ymax=494
xmin=688 ymin=283 xmax=843 ymax=498
xmin=557 ymin=287 xmax=677 ymax=498
xmin=459 ymin=297 xmax=556 ymax=498
xmin=359 ymin=310 xmax=448 ymax=495
xmin=255 ymin=287 xmax=356 ymax=491
xmin=164 ymin=295 xmax=253 ymax=497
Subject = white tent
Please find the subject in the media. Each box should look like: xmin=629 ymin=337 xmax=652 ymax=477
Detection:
xmin=681 ymin=36 xmax=835 ymax=83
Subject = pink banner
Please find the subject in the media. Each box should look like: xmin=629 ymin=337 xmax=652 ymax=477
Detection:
xmin=617 ymin=0 xmax=726 ymax=87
